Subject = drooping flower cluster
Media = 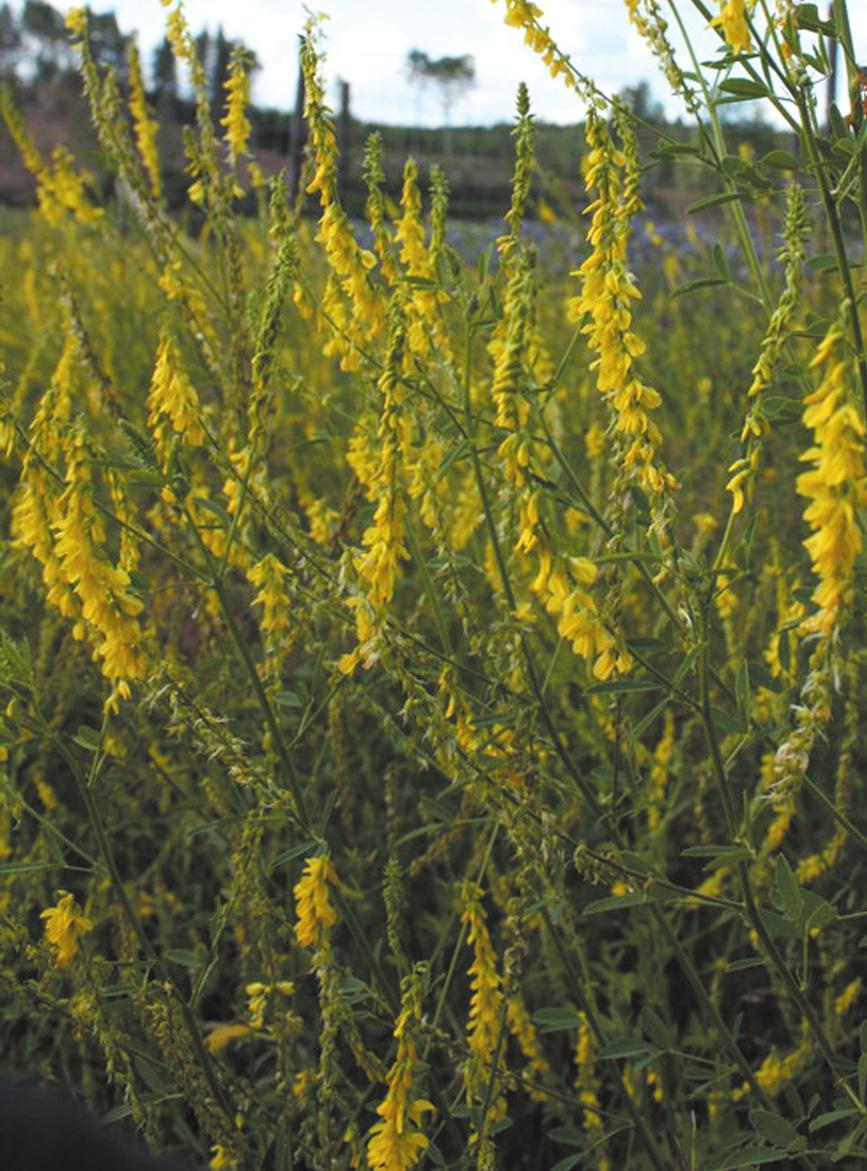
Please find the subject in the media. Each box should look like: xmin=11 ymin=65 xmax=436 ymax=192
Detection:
xmin=340 ymin=309 xmax=412 ymax=673
xmin=570 ymin=108 xmax=677 ymax=502
xmin=460 ymin=880 xmax=507 ymax=1146
xmin=146 ymin=335 xmax=205 ymax=463
xmin=366 ymin=970 xmax=434 ymax=1171
xmin=496 ymin=0 xmax=579 ymax=88
xmin=293 ymin=854 xmax=338 ymax=950
xmin=221 ymin=50 xmax=253 ymax=166
xmin=301 ymin=30 xmax=386 ymax=370
xmin=247 ymin=553 xmax=291 ymax=636
xmin=796 ymin=316 xmax=867 ymax=637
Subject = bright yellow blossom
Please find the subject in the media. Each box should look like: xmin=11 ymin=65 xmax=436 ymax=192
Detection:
xmin=293 ymin=854 xmax=338 ymax=949
xmin=41 ymin=891 xmax=93 ymax=968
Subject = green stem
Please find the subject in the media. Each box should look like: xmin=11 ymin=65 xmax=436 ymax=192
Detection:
xmin=541 ymin=906 xmax=669 ymax=1171
xmin=53 ymin=723 xmax=232 ymax=1118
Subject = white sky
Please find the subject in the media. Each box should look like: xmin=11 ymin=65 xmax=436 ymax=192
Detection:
xmin=65 ymin=0 xmax=721 ymax=124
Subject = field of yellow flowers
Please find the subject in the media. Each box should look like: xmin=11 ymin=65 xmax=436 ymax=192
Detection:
xmin=1 ymin=1 xmax=866 ymax=1168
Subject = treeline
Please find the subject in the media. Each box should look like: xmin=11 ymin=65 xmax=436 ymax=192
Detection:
xmin=0 ymin=1 xmax=795 ymax=220
xmin=0 ymin=2 xmax=257 ymax=111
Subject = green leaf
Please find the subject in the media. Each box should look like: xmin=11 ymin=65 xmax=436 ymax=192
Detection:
xmin=427 ymin=1140 xmax=446 ymax=1166
xmin=73 ymin=725 xmax=101 ymax=752
xmin=719 ymin=78 xmax=771 ymax=99
xmin=100 ymin=1103 xmax=135 ymax=1125
xmin=640 ymin=1005 xmax=671 ymax=1050
xmin=749 ymin=1109 xmax=799 ymax=1148
xmin=582 ymin=893 xmax=645 ymax=916
xmin=270 ymin=839 xmax=317 ymax=869
xmin=686 ymin=191 xmax=747 ymax=214
xmin=712 ymin=243 xmax=731 ymax=280
xmin=795 ymin=3 xmax=836 ymax=34
xmin=548 ymin=1127 xmax=586 ymax=1147
xmin=532 ymin=1007 xmax=583 ymax=1033
xmin=758 ymin=908 xmax=798 ymax=940
xmin=803 ymin=890 xmax=837 ymax=930
xmin=727 ymin=957 xmax=765 ymax=972
xmin=166 ymin=949 xmax=204 ymax=968
xmin=653 ymin=140 xmax=703 ymax=158
xmin=710 ymin=704 xmax=742 ymax=735
xmin=774 ymin=856 xmax=803 ymax=922
xmin=858 ymin=1052 xmax=867 ymax=1103
xmin=549 ymin=1156 xmax=582 ymax=1171
xmin=809 ymin=1107 xmax=859 ymax=1132
xmin=683 ymin=844 xmax=751 ymax=867
xmin=620 ymin=850 xmax=653 ymax=875
xmin=598 ymin=1037 xmax=657 ymax=1060
xmin=192 ymin=495 xmax=231 ymax=525
xmin=707 ymin=1146 xmax=788 ymax=1170
xmin=585 ymin=679 xmax=663 ymax=695
xmin=0 ymin=860 xmax=66 ymax=875
xmin=761 ymin=149 xmax=799 ymax=170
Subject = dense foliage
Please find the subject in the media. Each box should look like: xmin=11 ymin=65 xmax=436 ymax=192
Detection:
xmin=1 ymin=2 xmax=867 ymax=1169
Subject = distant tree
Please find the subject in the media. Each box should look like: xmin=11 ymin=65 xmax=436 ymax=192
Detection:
xmin=405 ymin=49 xmax=475 ymax=155
xmin=211 ymin=25 xmax=231 ymax=112
xmin=619 ymin=80 xmax=663 ymax=122
xmin=151 ymin=35 xmax=178 ymax=104
xmin=0 ymin=3 xmax=22 ymax=80
xmin=21 ymin=0 xmax=72 ymax=81
xmin=86 ymin=10 xmax=129 ymax=83
xmin=194 ymin=28 xmax=211 ymax=89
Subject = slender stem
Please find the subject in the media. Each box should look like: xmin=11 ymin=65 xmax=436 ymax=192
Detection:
xmin=541 ymin=906 xmax=669 ymax=1171
xmin=51 ymin=721 xmax=232 ymax=1118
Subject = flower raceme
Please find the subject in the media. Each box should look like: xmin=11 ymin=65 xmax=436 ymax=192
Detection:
xmin=293 ymin=854 xmax=338 ymax=950
xmin=366 ymin=972 xmax=434 ymax=1171
xmin=147 ymin=336 xmax=205 ymax=462
xmin=796 ymin=318 xmax=867 ymax=637
xmin=221 ymin=51 xmax=253 ymax=165
xmin=571 ymin=109 xmax=676 ymax=502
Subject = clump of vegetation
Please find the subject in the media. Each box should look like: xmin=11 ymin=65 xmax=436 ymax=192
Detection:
xmin=1 ymin=2 xmax=866 ymax=1170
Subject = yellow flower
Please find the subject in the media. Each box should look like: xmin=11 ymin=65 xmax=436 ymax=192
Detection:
xmin=221 ymin=52 xmax=253 ymax=164
xmin=293 ymin=854 xmax=338 ymax=948
xmin=40 ymin=891 xmax=93 ymax=968
xmin=710 ymin=0 xmax=752 ymax=52
xmin=65 ymin=8 xmax=87 ymax=37
xmin=368 ymin=971 xmax=434 ymax=1171
xmin=834 ymin=979 xmax=861 ymax=1018
xmin=205 ymin=1023 xmax=253 ymax=1053
xmin=147 ymin=336 xmax=205 ymax=455
xmin=796 ymin=320 xmax=867 ymax=636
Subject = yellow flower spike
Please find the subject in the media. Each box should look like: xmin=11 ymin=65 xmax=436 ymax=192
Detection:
xmin=834 ymin=979 xmax=861 ymax=1018
xmin=796 ymin=317 xmax=867 ymax=638
xmin=128 ymin=42 xmax=162 ymax=200
xmin=367 ymin=970 xmax=434 ymax=1171
xmin=221 ymin=50 xmax=253 ymax=166
xmin=293 ymin=854 xmax=338 ymax=949
xmin=40 ymin=891 xmax=93 ymax=968
xmin=147 ymin=335 xmax=205 ymax=458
